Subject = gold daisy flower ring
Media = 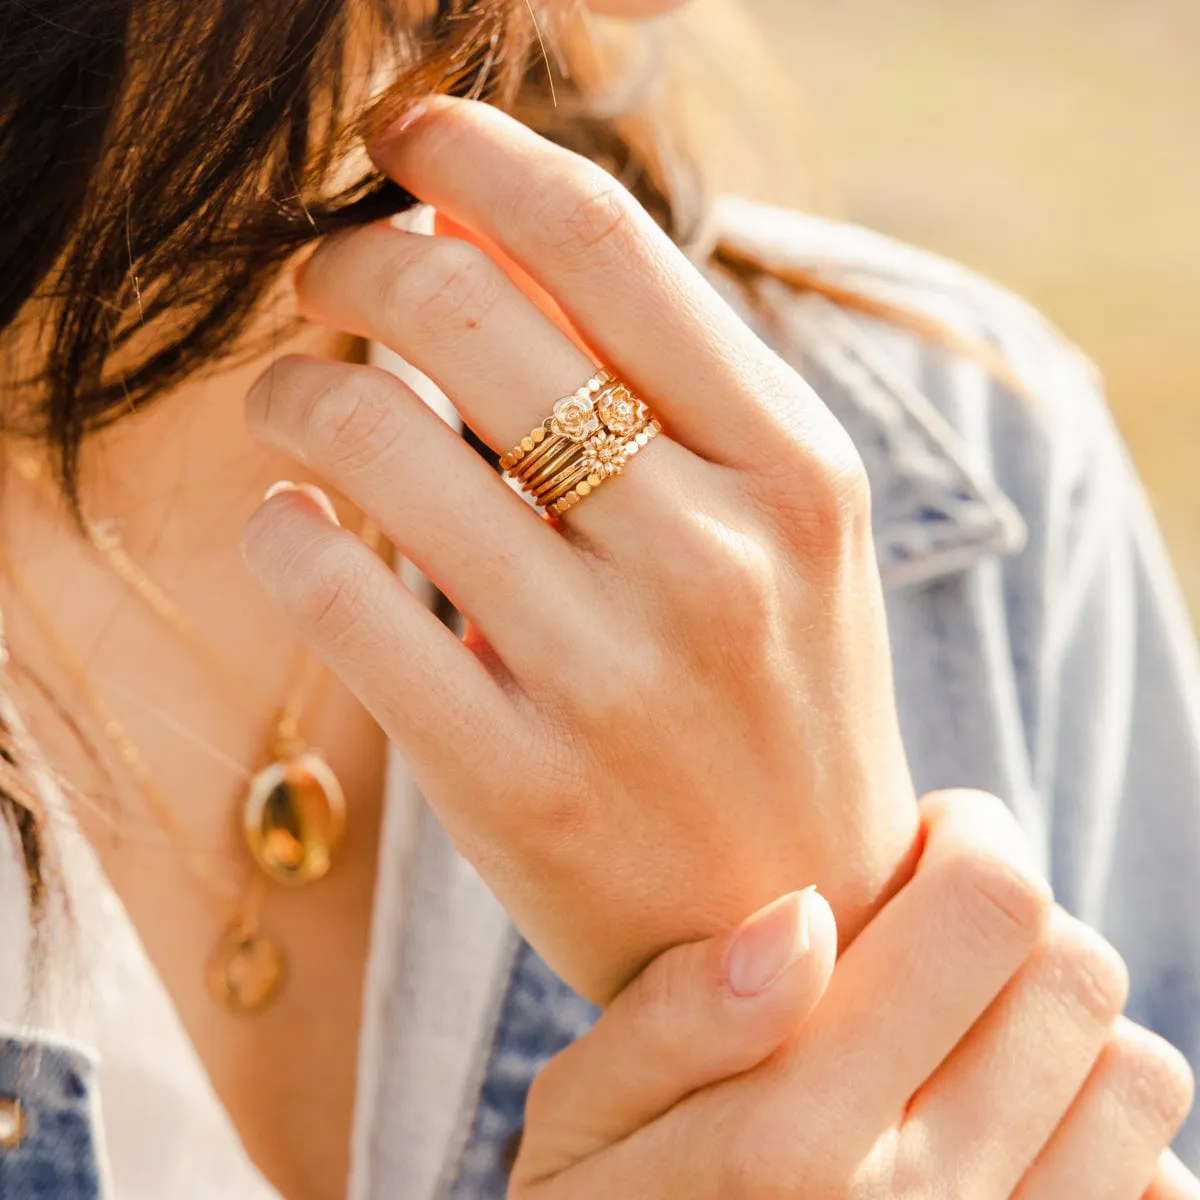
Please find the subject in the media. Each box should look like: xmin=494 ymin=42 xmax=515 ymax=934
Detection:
xmin=500 ymin=370 xmax=662 ymax=518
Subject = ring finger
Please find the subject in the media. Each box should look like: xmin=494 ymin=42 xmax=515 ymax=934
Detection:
xmin=246 ymin=353 xmax=592 ymax=676
xmin=296 ymin=219 xmax=699 ymax=544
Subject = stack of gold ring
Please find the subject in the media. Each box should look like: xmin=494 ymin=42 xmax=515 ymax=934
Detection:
xmin=500 ymin=369 xmax=662 ymax=516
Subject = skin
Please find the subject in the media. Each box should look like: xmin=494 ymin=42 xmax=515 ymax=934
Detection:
xmin=240 ymin=95 xmax=1195 ymax=1194
xmin=0 ymin=2 xmax=713 ymax=1190
xmin=513 ymin=792 xmax=1198 ymax=1198
xmin=0 ymin=2 xmax=1191 ymax=1197
xmin=246 ymin=94 xmax=920 ymax=1005
xmin=3 ymin=316 xmax=386 ymax=1199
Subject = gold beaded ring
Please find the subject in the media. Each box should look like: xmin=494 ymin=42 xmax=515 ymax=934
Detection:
xmin=501 ymin=369 xmax=662 ymax=516
xmin=542 ymin=422 xmax=661 ymax=516
xmin=499 ymin=369 xmax=612 ymax=473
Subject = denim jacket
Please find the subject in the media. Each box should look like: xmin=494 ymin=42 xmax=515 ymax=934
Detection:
xmin=3 ymin=198 xmax=1199 ymax=1198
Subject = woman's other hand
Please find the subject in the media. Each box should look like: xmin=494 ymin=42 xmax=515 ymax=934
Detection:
xmin=242 ymin=95 xmax=917 ymax=1002
xmin=513 ymin=791 xmax=1197 ymax=1199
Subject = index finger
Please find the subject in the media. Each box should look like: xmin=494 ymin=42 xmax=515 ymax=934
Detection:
xmin=369 ymin=96 xmax=826 ymax=467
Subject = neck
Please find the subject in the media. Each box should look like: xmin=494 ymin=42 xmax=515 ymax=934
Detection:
xmin=1 ymin=304 xmax=391 ymax=1200
xmin=1 ymin=298 xmax=367 ymax=776
xmin=77 ymin=322 xmax=359 ymax=559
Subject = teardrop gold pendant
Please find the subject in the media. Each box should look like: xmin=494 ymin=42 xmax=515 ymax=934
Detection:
xmin=242 ymin=750 xmax=346 ymax=886
xmin=207 ymin=926 xmax=287 ymax=1015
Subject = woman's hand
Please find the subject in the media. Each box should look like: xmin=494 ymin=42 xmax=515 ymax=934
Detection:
xmin=242 ymin=95 xmax=918 ymax=1000
xmin=513 ymin=791 xmax=1197 ymax=1199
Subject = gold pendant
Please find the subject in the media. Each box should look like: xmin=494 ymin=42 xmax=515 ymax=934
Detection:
xmin=207 ymin=927 xmax=286 ymax=1014
xmin=242 ymin=750 xmax=345 ymax=886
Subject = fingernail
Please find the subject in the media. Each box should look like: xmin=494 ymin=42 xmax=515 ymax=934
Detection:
xmin=373 ymin=100 xmax=429 ymax=149
xmin=261 ymin=480 xmax=341 ymax=527
xmin=724 ymin=886 xmax=817 ymax=998
xmin=263 ymin=479 xmax=295 ymax=502
xmin=295 ymin=484 xmax=341 ymax=526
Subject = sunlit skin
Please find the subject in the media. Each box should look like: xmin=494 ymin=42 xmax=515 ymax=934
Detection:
xmin=0 ymin=7 xmax=707 ymax=1195
xmin=1 ymin=2 xmax=1194 ymax=1198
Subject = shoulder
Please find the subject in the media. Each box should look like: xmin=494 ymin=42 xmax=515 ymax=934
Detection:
xmin=708 ymin=196 xmax=1129 ymax=590
xmin=710 ymin=197 xmax=1093 ymax=381
xmin=709 ymin=195 xmax=1105 ymax=425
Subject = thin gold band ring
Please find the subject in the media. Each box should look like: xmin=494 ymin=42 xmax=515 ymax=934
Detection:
xmin=501 ymin=369 xmax=660 ymax=516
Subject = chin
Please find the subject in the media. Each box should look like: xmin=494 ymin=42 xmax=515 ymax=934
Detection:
xmin=585 ymin=0 xmax=693 ymax=16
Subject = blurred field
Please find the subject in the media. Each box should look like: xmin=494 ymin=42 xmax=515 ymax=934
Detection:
xmin=696 ymin=0 xmax=1200 ymax=617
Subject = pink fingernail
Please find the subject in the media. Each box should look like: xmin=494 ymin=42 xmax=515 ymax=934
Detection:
xmin=294 ymin=484 xmax=341 ymax=527
xmin=261 ymin=480 xmax=341 ymax=527
xmin=724 ymin=887 xmax=817 ymax=998
xmin=374 ymin=100 xmax=429 ymax=148
xmin=263 ymin=479 xmax=296 ymax=502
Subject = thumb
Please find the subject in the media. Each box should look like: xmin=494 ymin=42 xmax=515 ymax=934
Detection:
xmin=515 ymin=887 xmax=837 ymax=1184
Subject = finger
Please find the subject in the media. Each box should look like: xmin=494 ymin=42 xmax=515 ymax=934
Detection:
xmin=432 ymin=211 xmax=589 ymax=351
xmin=907 ymin=906 xmax=1129 ymax=1194
xmin=514 ymin=887 xmax=837 ymax=1188
xmin=240 ymin=483 xmax=518 ymax=796
xmin=297 ymin=220 xmax=595 ymax=452
xmin=296 ymin=222 xmax=696 ymax=540
xmin=1146 ymin=1150 xmax=1200 ymax=1200
xmin=1015 ymin=1018 xmax=1196 ymax=1200
xmin=246 ymin=355 xmax=591 ymax=675
xmin=369 ymin=96 xmax=830 ymax=467
xmin=789 ymin=789 xmax=1053 ymax=1141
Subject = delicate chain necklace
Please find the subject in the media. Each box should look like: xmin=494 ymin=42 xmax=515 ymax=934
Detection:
xmin=2 ymin=456 xmax=383 ymax=1014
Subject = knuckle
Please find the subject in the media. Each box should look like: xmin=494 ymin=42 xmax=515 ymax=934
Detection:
xmin=493 ymin=738 xmax=588 ymax=853
xmin=941 ymin=841 xmax=1054 ymax=950
xmin=1107 ymin=1023 xmax=1196 ymax=1133
xmin=533 ymin=160 xmax=638 ymax=263
xmin=767 ymin=422 xmax=872 ymax=567
xmin=291 ymin=540 xmax=374 ymax=648
xmin=885 ymin=1125 xmax=933 ymax=1200
xmin=245 ymin=353 xmax=309 ymax=436
xmin=1044 ymin=912 xmax=1130 ymax=1026
xmin=920 ymin=786 xmax=1015 ymax=831
xmin=378 ymin=237 xmax=501 ymax=337
xmin=304 ymin=370 xmax=405 ymax=475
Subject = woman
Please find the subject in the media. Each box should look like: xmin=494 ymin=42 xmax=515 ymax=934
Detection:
xmin=0 ymin=0 xmax=1197 ymax=1196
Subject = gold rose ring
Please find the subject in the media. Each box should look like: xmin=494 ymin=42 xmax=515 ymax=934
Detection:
xmin=500 ymin=370 xmax=661 ymax=516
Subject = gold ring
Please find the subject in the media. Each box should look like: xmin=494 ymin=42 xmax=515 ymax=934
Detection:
xmin=502 ymin=371 xmax=661 ymax=516
xmin=546 ymin=422 xmax=661 ymax=516
xmin=499 ymin=369 xmax=612 ymax=473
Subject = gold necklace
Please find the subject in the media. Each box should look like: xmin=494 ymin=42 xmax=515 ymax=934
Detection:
xmin=2 ymin=459 xmax=383 ymax=1014
xmin=89 ymin=502 xmax=386 ymax=896
xmin=86 ymin=516 xmax=355 ymax=891
xmin=0 ymin=545 xmax=286 ymax=1012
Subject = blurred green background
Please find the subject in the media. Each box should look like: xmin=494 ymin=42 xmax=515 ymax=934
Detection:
xmin=691 ymin=0 xmax=1199 ymax=616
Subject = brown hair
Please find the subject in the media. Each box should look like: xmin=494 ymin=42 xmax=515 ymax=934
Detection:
xmin=0 ymin=0 xmax=693 ymax=913
xmin=0 ymin=0 xmax=1012 ymax=917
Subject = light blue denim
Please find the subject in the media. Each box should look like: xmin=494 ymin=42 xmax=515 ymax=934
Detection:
xmin=4 ymin=202 xmax=1199 ymax=1197
xmin=0 ymin=1034 xmax=105 ymax=1199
